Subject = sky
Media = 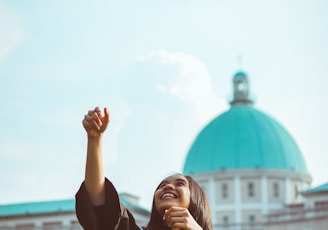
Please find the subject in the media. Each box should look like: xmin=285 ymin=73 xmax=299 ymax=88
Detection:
xmin=0 ymin=0 xmax=328 ymax=209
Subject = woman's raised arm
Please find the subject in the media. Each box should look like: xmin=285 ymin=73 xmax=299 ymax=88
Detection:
xmin=82 ymin=107 xmax=110 ymax=206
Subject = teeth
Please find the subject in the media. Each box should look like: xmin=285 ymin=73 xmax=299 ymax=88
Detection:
xmin=162 ymin=193 xmax=176 ymax=199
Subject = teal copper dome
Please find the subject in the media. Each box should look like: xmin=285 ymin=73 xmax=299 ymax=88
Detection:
xmin=233 ymin=71 xmax=248 ymax=78
xmin=183 ymin=71 xmax=308 ymax=174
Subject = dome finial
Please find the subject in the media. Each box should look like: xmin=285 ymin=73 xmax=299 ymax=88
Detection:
xmin=230 ymin=70 xmax=254 ymax=106
xmin=238 ymin=54 xmax=243 ymax=70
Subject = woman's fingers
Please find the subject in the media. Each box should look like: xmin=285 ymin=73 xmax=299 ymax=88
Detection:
xmin=83 ymin=107 xmax=110 ymax=132
xmin=164 ymin=207 xmax=187 ymax=228
xmin=94 ymin=107 xmax=101 ymax=114
xmin=98 ymin=108 xmax=109 ymax=132
xmin=164 ymin=207 xmax=202 ymax=230
xmin=103 ymin=107 xmax=110 ymax=122
xmin=85 ymin=111 xmax=101 ymax=130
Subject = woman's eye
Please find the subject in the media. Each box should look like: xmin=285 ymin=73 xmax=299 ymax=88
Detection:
xmin=159 ymin=183 xmax=166 ymax=189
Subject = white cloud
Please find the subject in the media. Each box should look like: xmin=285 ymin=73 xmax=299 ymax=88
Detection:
xmin=0 ymin=1 xmax=23 ymax=62
xmin=138 ymin=49 xmax=228 ymax=125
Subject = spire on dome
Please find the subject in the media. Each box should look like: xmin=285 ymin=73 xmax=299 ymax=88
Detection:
xmin=230 ymin=71 xmax=254 ymax=106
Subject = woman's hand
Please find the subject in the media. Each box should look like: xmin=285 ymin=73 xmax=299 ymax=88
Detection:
xmin=82 ymin=107 xmax=110 ymax=138
xmin=163 ymin=207 xmax=203 ymax=230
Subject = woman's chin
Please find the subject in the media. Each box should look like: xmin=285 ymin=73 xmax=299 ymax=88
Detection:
xmin=157 ymin=202 xmax=176 ymax=214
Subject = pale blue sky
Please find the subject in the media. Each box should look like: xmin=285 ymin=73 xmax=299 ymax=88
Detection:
xmin=0 ymin=0 xmax=327 ymax=208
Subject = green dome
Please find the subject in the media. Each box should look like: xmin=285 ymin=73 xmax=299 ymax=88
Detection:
xmin=183 ymin=105 xmax=307 ymax=174
xmin=234 ymin=71 xmax=248 ymax=78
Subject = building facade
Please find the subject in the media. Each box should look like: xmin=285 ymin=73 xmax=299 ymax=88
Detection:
xmin=183 ymin=71 xmax=328 ymax=230
xmin=0 ymin=194 xmax=149 ymax=230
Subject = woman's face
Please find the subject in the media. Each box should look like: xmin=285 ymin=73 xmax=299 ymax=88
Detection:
xmin=154 ymin=174 xmax=191 ymax=214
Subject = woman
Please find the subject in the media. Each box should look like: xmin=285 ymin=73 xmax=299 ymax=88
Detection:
xmin=75 ymin=107 xmax=212 ymax=230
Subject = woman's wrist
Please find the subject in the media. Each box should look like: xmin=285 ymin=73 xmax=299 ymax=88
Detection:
xmin=87 ymin=133 xmax=104 ymax=140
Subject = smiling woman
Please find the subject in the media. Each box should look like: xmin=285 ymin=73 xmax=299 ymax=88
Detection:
xmin=150 ymin=174 xmax=212 ymax=230
xmin=155 ymin=175 xmax=191 ymax=214
xmin=75 ymin=107 xmax=212 ymax=230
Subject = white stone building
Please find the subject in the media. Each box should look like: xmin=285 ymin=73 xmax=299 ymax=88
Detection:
xmin=0 ymin=193 xmax=149 ymax=230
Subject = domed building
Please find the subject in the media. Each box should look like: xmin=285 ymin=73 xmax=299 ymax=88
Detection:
xmin=183 ymin=71 xmax=312 ymax=229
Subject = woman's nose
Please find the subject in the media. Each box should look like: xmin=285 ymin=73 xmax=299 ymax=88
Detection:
xmin=163 ymin=183 xmax=174 ymax=190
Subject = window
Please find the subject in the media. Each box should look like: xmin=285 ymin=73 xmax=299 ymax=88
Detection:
xmin=222 ymin=183 xmax=228 ymax=199
xmin=294 ymin=185 xmax=299 ymax=199
xmin=223 ymin=216 xmax=229 ymax=225
xmin=248 ymin=182 xmax=254 ymax=197
xmin=273 ymin=182 xmax=279 ymax=198
xmin=71 ymin=220 xmax=83 ymax=230
xmin=315 ymin=201 xmax=328 ymax=209
xmin=43 ymin=221 xmax=63 ymax=230
xmin=249 ymin=214 xmax=255 ymax=223
xmin=237 ymin=82 xmax=246 ymax=91
xmin=16 ymin=224 xmax=35 ymax=230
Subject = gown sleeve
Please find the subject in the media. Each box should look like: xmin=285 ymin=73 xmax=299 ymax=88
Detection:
xmin=75 ymin=178 xmax=140 ymax=230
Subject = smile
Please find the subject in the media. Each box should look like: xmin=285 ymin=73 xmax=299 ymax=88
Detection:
xmin=161 ymin=192 xmax=177 ymax=199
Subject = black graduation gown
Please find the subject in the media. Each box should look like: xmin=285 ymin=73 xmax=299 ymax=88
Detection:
xmin=75 ymin=178 xmax=142 ymax=230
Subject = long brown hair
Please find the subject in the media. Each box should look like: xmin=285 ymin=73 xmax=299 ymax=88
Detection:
xmin=145 ymin=174 xmax=212 ymax=230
